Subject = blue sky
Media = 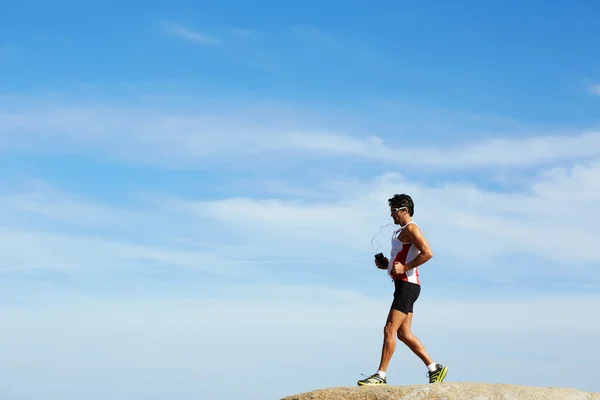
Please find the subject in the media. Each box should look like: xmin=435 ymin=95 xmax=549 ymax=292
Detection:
xmin=1 ymin=1 xmax=600 ymax=399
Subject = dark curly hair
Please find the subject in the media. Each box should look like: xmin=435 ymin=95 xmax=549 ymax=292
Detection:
xmin=388 ymin=194 xmax=414 ymax=216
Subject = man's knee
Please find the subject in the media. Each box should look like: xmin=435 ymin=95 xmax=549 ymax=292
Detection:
xmin=397 ymin=330 xmax=414 ymax=343
xmin=384 ymin=322 xmax=397 ymax=338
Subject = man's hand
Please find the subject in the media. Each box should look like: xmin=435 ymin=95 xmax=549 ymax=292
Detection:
xmin=392 ymin=261 xmax=406 ymax=275
xmin=375 ymin=256 xmax=389 ymax=270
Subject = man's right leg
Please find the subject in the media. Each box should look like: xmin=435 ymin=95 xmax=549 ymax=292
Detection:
xmin=357 ymin=307 xmax=407 ymax=386
xmin=378 ymin=308 xmax=408 ymax=373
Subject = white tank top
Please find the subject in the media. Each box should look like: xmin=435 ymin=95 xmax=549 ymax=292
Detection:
xmin=387 ymin=221 xmax=421 ymax=284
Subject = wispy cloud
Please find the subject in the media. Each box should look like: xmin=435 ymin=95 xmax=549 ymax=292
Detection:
xmin=3 ymin=163 xmax=600 ymax=290
xmin=162 ymin=22 xmax=221 ymax=45
xmin=1 ymin=95 xmax=600 ymax=289
xmin=2 ymin=100 xmax=600 ymax=170
xmin=164 ymin=164 xmax=600 ymax=271
xmin=0 ymin=180 xmax=140 ymax=230
xmin=273 ymin=130 xmax=600 ymax=168
xmin=590 ymin=83 xmax=600 ymax=97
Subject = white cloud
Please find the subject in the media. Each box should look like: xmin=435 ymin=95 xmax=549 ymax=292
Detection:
xmin=0 ymin=180 xmax=140 ymax=229
xmin=164 ymin=163 xmax=600 ymax=270
xmin=2 ymin=100 xmax=600 ymax=170
xmin=2 ymin=160 xmax=600 ymax=286
xmin=589 ymin=83 xmax=600 ymax=96
xmin=165 ymin=168 xmax=600 ymax=298
xmin=1 ymin=97 xmax=600 ymax=287
xmin=0 ymin=228 xmax=238 ymax=278
xmin=277 ymin=130 xmax=600 ymax=168
xmin=163 ymin=22 xmax=221 ymax=45
xmin=0 ymin=180 xmax=348 ymax=277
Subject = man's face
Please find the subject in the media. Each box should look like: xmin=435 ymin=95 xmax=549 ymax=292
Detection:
xmin=390 ymin=207 xmax=407 ymax=223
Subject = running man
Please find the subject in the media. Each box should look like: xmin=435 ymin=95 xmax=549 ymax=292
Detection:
xmin=358 ymin=193 xmax=448 ymax=386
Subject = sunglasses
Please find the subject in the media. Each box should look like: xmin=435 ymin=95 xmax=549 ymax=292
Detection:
xmin=391 ymin=207 xmax=407 ymax=213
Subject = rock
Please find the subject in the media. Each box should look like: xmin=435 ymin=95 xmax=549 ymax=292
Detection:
xmin=280 ymin=382 xmax=600 ymax=400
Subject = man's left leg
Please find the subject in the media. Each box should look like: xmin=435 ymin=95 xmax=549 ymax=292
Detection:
xmin=397 ymin=312 xmax=434 ymax=365
xmin=397 ymin=312 xmax=449 ymax=383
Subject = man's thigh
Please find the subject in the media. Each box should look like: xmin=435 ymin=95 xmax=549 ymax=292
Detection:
xmin=385 ymin=307 xmax=408 ymax=332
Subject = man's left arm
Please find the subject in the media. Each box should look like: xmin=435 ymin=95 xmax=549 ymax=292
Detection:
xmin=404 ymin=224 xmax=434 ymax=271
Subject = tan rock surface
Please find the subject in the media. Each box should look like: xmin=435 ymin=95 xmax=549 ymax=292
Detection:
xmin=281 ymin=382 xmax=600 ymax=400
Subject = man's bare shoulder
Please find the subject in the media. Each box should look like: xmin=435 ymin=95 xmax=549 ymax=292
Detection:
xmin=405 ymin=222 xmax=427 ymax=239
xmin=405 ymin=222 xmax=422 ymax=233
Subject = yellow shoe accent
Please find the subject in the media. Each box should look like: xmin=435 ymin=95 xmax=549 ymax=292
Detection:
xmin=428 ymin=365 xmax=448 ymax=383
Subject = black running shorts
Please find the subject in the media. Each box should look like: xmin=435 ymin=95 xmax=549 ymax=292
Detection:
xmin=391 ymin=280 xmax=421 ymax=314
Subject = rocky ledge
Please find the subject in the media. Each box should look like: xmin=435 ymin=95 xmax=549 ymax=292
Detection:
xmin=281 ymin=382 xmax=599 ymax=400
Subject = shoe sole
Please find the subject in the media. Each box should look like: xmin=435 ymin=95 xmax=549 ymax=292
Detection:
xmin=357 ymin=381 xmax=386 ymax=386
